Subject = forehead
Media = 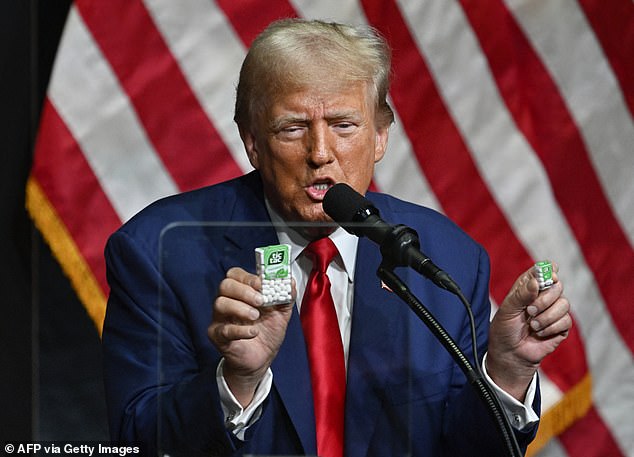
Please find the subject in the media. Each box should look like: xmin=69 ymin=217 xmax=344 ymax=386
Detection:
xmin=265 ymin=80 xmax=375 ymax=120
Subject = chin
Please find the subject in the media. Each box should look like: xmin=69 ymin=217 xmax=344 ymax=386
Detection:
xmin=301 ymin=224 xmax=336 ymax=240
xmin=289 ymin=208 xmax=332 ymax=235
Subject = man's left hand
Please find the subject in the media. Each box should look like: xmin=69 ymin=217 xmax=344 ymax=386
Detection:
xmin=486 ymin=263 xmax=572 ymax=401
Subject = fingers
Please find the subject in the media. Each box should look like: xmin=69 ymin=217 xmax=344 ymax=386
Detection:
xmin=221 ymin=267 xmax=264 ymax=306
xmin=523 ymin=264 xmax=571 ymax=337
xmin=524 ymin=278 xmax=562 ymax=314
xmin=209 ymin=319 xmax=259 ymax=345
xmin=209 ymin=267 xmax=263 ymax=345
xmin=209 ymin=297 xmax=260 ymax=345
xmin=527 ymin=294 xmax=572 ymax=337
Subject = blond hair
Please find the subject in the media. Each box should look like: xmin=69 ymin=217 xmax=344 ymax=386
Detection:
xmin=234 ymin=18 xmax=394 ymax=129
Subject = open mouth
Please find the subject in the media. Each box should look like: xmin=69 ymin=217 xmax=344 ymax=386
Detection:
xmin=312 ymin=182 xmax=331 ymax=191
xmin=306 ymin=180 xmax=334 ymax=200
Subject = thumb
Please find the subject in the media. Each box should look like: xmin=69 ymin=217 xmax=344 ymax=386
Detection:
xmin=501 ymin=267 xmax=541 ymax=315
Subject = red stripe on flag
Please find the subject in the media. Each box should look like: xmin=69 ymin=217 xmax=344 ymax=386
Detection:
xmin=31 ymin=99 xmax=121 ymax=294
xmin=75 ymin=0 xmax=242 ymax=192
xmin=216 ymin=0 xmax=297 ymax=47
xmin=539 ymin=322 xmax=588 ymax=392
xmin=362 ymin=0 xmax=592 ymax=398
xmin=460 ymin=0 xmax=634 ymax=355
xmin=577 ymin=0 xmax=634 ymax=117
xmin=558 ymin=406 xmax=626 ymax=457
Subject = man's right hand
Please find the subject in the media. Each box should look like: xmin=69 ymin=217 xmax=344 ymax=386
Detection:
xmin=208 ymin=267 xmax=295 ymax=407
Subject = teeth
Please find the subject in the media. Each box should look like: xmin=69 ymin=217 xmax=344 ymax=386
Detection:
xmin=313 ymin=183 xmax=330 ymax=191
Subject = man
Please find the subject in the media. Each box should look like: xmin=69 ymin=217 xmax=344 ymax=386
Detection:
xmin=102 ymin=19 xmax=571 ymax=456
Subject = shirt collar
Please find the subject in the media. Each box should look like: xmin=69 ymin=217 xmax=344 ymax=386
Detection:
xmin=264 ymin=199 xmax=358 ymax=280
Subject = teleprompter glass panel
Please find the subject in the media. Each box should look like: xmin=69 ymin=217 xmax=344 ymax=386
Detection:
xmin=153 ymin=221 xmax=482 ymax=456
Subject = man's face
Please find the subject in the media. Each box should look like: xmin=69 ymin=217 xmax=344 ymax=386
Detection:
xmin=241 ymin=81 xmax=389 ymax=237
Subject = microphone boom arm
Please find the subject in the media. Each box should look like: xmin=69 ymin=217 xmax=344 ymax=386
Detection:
xmin=376 ymin=264 xmax=523 ymax=457
xmin=378 ymin=223 xmax=461 ymax=295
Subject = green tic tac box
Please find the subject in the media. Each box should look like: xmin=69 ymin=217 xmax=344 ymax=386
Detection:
xmin=255 ymin=244 xmax=292 ymax=306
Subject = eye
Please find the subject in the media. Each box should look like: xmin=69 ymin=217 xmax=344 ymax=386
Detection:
xmin=283 ymin=125 xmax=303 ymax=133
xmin=275 ymin=125 xmax=306 ymax=140
xmin=332 ymin=121 xmax=357 ymax=134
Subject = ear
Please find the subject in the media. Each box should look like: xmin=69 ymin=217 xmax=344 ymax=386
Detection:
xmin=374 ymin=123 xmax=389 ymax=163
xmin=239 ymin=126 xmax=260 ymax=169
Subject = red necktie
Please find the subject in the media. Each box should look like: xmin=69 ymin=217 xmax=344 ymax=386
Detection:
xmin=300 ymin=237 xmax=346 ymax=457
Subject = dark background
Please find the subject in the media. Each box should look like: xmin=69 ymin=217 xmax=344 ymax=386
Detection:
xmin=1 ymin=0 xmax=109 ymax=440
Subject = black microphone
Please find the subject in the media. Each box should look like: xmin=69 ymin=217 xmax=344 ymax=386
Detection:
xmin=323 ymin=183 xmax=461 ymax=295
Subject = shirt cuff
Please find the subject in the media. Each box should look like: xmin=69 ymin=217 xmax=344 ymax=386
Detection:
xmin=482 ymin=353 xmax=540 ymax=430
xmin=216 ymin=358 xmax=273 ymax=440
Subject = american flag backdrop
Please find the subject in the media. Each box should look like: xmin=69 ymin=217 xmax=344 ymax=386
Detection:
xmin=27 ymin=1 xmax=633 ymax=455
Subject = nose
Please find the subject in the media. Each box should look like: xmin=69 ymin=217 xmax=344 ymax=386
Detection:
xmin=306 ymin=123 xmax=334 ymax=167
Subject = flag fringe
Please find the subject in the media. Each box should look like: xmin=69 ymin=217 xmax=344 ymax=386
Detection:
xmin=526 ymin=373 xmax=593 ymax=456
xmin=26 ymin=176 xmax=107 ymax=336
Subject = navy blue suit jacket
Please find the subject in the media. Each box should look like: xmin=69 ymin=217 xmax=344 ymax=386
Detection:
xmin=102 ymin=171 xmax=538 ymax=456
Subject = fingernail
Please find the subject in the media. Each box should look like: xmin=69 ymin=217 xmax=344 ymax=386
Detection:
xmin=530 ymin=320 xmax=540 ymax=331
xmin=249 ymin=308 xmax=260 ymax=320
xmin=527 ymin=305 xmax=538 ymax=316
xmin=254 ymin=293 xmax=263 ymax=306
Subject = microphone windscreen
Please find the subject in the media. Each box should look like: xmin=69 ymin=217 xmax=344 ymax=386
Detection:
xmin=323 ymin=183 xmax=372 ymax=223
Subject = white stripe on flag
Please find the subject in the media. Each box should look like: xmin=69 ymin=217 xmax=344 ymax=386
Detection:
xmin=374 ymin=105 xmax=443 ymax=211
xmin=506 ymin=0 xmax=634 ymax=244
xmin=144 ymin=0 xmax=253 ymax=174
xmin=539 ymin=370 xmax=565 ymax=412
xmin=538 ymin=439 xmax=569 ymax=457
xmin=395 ymin=0 xmax=561 ymax=246
xmin=49 ymin=7 xmax=178 ymax=222
xmin=291 ymin=0 xmax=368 ymax=23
